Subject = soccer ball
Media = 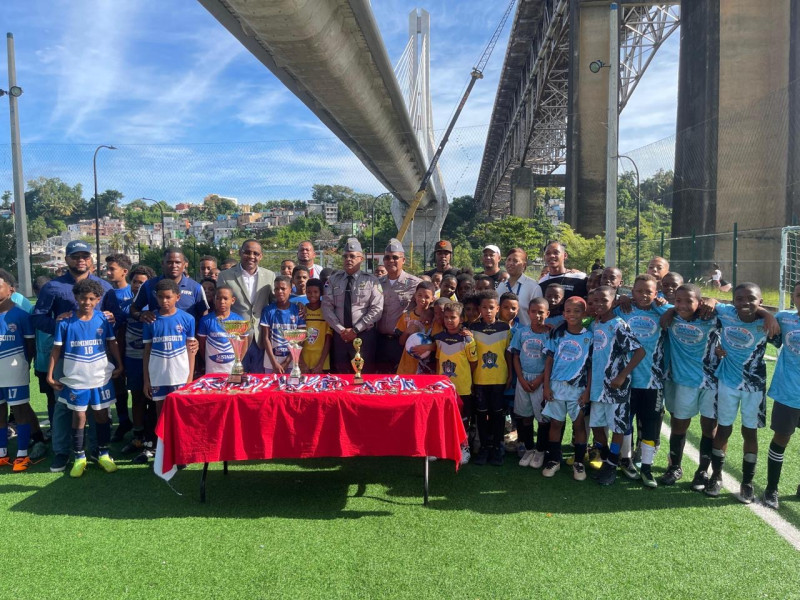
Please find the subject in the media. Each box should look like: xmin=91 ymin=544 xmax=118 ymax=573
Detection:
xmin=405 ymin=332 xmax=433 ymax=359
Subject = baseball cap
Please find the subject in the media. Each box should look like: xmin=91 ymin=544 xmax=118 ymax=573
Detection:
xmin=65 ymin=240 xmax=92 ymax=256
xmin=434 ymin=240 xmax=453 ymax=253
xmin=483 ymin=244 xmax=501 ymax=255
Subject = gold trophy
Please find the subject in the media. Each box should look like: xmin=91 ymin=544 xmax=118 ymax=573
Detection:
xmin=219 ymin=319 xmax=252 ymax=384
xmin=284 ymin=328 xmax=308 ymax=385
xmin=351 ymin=337 xmax=365 ymax=384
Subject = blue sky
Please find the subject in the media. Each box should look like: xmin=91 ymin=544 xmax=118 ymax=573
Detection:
xmin=0 ymin=1 xmax=679 ymax=206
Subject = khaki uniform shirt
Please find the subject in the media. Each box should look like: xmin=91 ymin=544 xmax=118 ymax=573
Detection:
xmin=377 ymin=271 xmax=421 ymax=335
xmin=322 ymin=270 xmax=384 ymax=334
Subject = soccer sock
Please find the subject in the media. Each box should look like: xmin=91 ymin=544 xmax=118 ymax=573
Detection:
xmin=0 ymin=425 xmax=7 ymax=457
xmin=547 ymin=440 xmax=562 ymax=463
xmin=476 ymin=412 xmax=490 ymax=449
xmin=766 ymin=441 xmax=785 ymax=492
xmin=97 ymin=421 xmax=111 ymax=456
xmin=491 ymin=411 xmax=506 ymax=450
xmin=72 ymin=427 xmax=86 ymax=459
xmin=536 ymin=422 xmax=551 ymax=452
xmin=711 ymin=448 xmax=725 ymax=477
xmin=742 ymin=452 xmax=757 ymax=486
xmin=641 ymin=439 xmax=656 ymax=467
xmin=608 ymin=442 xmax=621 ymax=466
xmin=518 ymin=418 xmax=534 ymax=451
xmin=669 ymin=433 xmax=686 ymax=468
xmin=15 ymin=423 xmax=31 ymax=457
xmin=574 ymin=443 xmax=587 ymax=464
xmin=698 ymin=436 xmax=713 ymax=473
xmin=621 ymin=434 xmax=632 ymax=459
xmin=599 ymin=444 xmax=610 ymax=461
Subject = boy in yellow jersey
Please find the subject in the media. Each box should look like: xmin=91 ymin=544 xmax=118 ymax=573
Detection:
xmin=300 ymin=279 xmax=332 ymax=373
xmin=470 ymin=290 xmax=513 ymax=466
xmin=395 ymin=282 xmax=439 ymax=375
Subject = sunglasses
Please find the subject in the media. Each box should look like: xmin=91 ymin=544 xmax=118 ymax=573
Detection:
xmin=384 ymin=255 xmax=403 ymax=261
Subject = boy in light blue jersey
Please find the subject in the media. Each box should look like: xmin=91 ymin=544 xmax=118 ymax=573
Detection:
xmin=511 ymin=297 xmax=551 ymax=468
xmin=763 ymin=282 xmax=800 ymax=509
xmin=544 ymin=284 xmax=565 ymax=329
xmin=260 ymin=276 xmax=305 ymax=373
xmin=588 ymin=286 xmax=645 ymax=486
xmin=707 ymin=282 xmax=779 ymax=503
xmin=47 ymin=279 xmax=123 ymax=478
xmin=541 ymin=296 xmax=592 ymax=480
xmin=198 ymin=285 xmax=242 ymax=375
xmin=614 ymin=274 xmax=669 ymax=487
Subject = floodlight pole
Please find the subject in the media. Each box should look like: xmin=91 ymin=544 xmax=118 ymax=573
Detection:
xmin=604 ymin=3 xmax=619 ymax=268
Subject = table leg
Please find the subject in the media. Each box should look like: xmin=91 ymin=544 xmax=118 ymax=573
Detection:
xmin=200 ymin=462 xmax=209 ymax=503
xmin=423 ymin=457 xmax=429 ymax=506
xmin=223 ymin=461 xmax=228 ymax=475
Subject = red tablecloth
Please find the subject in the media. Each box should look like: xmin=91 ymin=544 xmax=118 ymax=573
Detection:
xmin=155 ymin=374 xmax=466 ymax=477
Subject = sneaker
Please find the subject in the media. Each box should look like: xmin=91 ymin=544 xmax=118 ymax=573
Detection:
xmin=460 ymin=445 xmax=471 ymax=466
xmin=111 ymin=420 xmax=133 ymax=442
xmin=12 ymin=456 xmax=32 ymax=472
xmin=659 ymin=465 xmax=683 ymax=486
xmin=50 ymin=454 xmax=69 ymax=473
xmin=762 ymin=489 xmax=779 ymax=510
xmin=70 ymin=457 xmax=87 ymax=478
xmin=97 ymin=454 xmax=118 ymax=473
xmin=132 ymin=448 xmax=154 ymax=465
xmin=518 ymin=449 xmax=535 ymax=467
xmin=572 ymin=462 xmax=586 ymax=481
xmin=489 ymin=448 xmax=504 ymax=467
xmin=587 ymin=448 xmax=603 ymax=470
xmin=640 ymin=467 xmax=657 ymax=488
xmin=737 ymin=482 xmax=755 ymax=504
xmin=542 ymin=460 xmax=560 ymax=477
xmin=30 ymin=440 xmax=48 ymax=461
xmin=596 ymin=462 xmax=617 ymax=486
xmin=530 ymin=450 xmax=545 ymax=469
xmin=122 ymin=438 xmax=144 ymax=454
xmin=0 ymin=456 xmax=11 ymax=467
xmin=633 ymin=445 xmax=642 ymax=470
xmin=690 ymin=470 xmax=709 ymax=492
xmin=619 ymin=458 xmax=638 ymax=480
xmin=472 ymin=448 xmax=489 ymax=467
xmin=704 ymin=475 xmax=723 ymax=497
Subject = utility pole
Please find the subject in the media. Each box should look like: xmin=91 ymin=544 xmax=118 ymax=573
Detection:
xmin=604 ymin=4 xmax=619 ymax=268
xmin=6 ymin=33 xmax=31 ymax=296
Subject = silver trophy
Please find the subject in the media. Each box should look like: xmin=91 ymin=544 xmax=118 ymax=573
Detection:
xmin=284 ymin=328 xmax=308 ymax=385
xmin=218 ymin=319 xmax=253 ymax=384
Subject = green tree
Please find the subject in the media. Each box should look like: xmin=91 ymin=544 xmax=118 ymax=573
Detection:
xmin=1 ymin=190 xmax=11 ymax=209
xmin=556 ymin=223 xmax=606 ymax=273
xmin=124 ymin=199 xmax=167 ymax=230
xmin=0 ymin=218 xmax=16 ymax=279
xmin=28 ymin=216 xmax=49 ymax=243
xmin=24 ymin=176 xmax=86 ymax=224
xmin=202 ymin=194 xmax=238 ymax=220
xmin=96 ymin=189 xmax=124 ymax=220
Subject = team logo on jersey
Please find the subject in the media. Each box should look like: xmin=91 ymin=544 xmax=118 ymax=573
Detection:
xmin=96 ymin=327 xmax=104 ymax=336
xmin=593 ymin=328 xmax=608 ymax=351
xmin=482 ymin=351 xmax=498 ymax=369
xmin=7 ymin=323 xmax=16 ymax=332
xmin=558 ymin=339 xmax=584 ymax=362
xmin=785 ymin=330 xmax=800 ymax=355
xmin=442 ymin=359 xmax=456 ymax=377
xmin=723 ymin=326 xmax=755 ymax=350
xmin=672 ymin=322 xmax=704 ymax=345
xmin=628 ymin=315 xmax=658 ymax=339
xmin=306 ymin=327 xmax=319 ymax=345
xmin=522 ymin=337 xmax=543 ymax=359
xmin=175 ymin=324 xmax=184 ymax=333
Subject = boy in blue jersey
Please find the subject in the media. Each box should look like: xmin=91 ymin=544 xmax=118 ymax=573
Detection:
xmin=588 ymin=286 xmax=645 ymax=486
xmin=615 ymin=274 xmax=669 ymax=487
xmin=707 ymin=283 xmax=780 ymax=502
xmin=47 ymin=279 xmax=123 ymax=478
xmin=0 ymin=270 xmax=37 ymax=471
xmin=198 ymin=285 xmax=242 ymax=376
xmin=290 ymin=266 xmax=310 ymax=305
xmin=142 ymin=280 xmax=196 ymax=424
xmin=260 ymin=276 xmax=305 ymax=373
xmin=511 ymin=297 xmax=551 ymax=468
xmin=105 ymin=253 xmax=134 ymax=441
xmin=763 ymin=282 xmax=800 ymax=509
xmin=131 ymin=247 xmax=207 ymax=324
xmin=544 ymin=284 xmax=565 ymax=329
xmin=541 ymin=296 xmax=592 ymax=480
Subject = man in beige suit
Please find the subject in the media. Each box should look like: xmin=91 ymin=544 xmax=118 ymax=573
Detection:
xmin=217 ymin=239 xmax=275 ymax=373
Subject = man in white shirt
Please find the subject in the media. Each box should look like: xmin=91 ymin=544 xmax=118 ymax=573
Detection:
xmin=297 ymin=241 xmax=323 ymax=279
xmin=500 ymin=248 xmax=542 ymax=326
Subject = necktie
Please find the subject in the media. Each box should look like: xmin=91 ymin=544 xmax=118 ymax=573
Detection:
xmin=344 ymin=275 xmax=353 ymax=328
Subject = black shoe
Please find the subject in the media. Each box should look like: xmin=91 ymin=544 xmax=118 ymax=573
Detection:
xmin=488 ymin=448 xmax=504 ymax=467
xmin=619 ymin=458 xmax=638 ymax=480
xmin=704 ymin=475 xmax=723 ymax=497
xmin=738 ymin=483 xmax=755 ymax=504
xmin=690 ymin=470 xmax=709 ymax=492
xmin=640 ymin=466 xmax=657 ymax=488
xmin=50 ymin=453 xmax=69 ymax=473
xmin=472 ymin=448 xmax=488 ymax=466
xmin=763 ymin=489 xmax=779 ymax=510
xmin=596 ymin=462 xmax=617 ymax=486
xmin=122 ymin=438 xmax=144 ymax=454
xmin=111 ymin=420 xmax=133 ymax=442
xmin=659 ymin=465 xmax=683 ymax=486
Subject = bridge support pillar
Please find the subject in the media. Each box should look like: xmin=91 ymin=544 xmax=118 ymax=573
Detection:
xmin=510 ymin=167 xmax=535 ymax=218
xmin=390 ymin=198 xmax=448 ymax=266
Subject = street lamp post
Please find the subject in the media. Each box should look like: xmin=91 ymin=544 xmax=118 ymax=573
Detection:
xmin=142 ymin=198 xmax=166 ymax=250
xmin=617 ymin=154 xmax=641 ymax=275
xmin=93 ymin=144 xmax=116 ymax=265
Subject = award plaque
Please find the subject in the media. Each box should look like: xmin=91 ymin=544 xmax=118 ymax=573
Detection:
xmin=284 ymin=328 xmax=308 ymax=385
xmin=219 ymin=319 xmax=252 ymax=384
xmin=351 ymin=337 xmax=365 ymax=384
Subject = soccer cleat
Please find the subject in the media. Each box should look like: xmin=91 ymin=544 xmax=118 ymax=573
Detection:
xmin=122 ymin=438 xmax=144 ymax=454
xmin=530 ymin=450 xmax=545 ymax=469
xmin=30 ymin=441 xmax=48 ymax=461
xmin=111 ymin=420 xmax=133 ymax=443
xmin=704 ymin=475 xmax=723 ymax=497
xmin=460 ymin=445 xmax=471 ymax=466
xmin=488 ymin=448 xmax=504 ymax=467
xmin=70 ymin=457 xmax=87 ymax=478
xmin=542 ymin=461 xmax=560 ymax=477
xmin=0 ymin=456 xmax=11 ymax=467
xmin=640 ymin=467 xmax=657 ymax=488
xmin=762 ymin=489 xmax=779 ymax=510
xmin=619 ymin=458 xmax=638 ymax=480
xmin=690 ymin=470 xmax=709 ymax=492
xmin=132 ymin=448 xmax=154 ymax=465
xmin=97 ymin=454 xmax=118 ymax=473
xmin=12 ymin=456 xmax=32 ymax=472
xmin=596 ymin=462 xmax=617 ymax=486
xmin=518 ymin=449 xmax=535 ymax=467
xmin=573 ymin=462 xmax=586 ymax=481
xmin=658 ymin=465 xmax=683 ymax=486
xmin=472 ymin=448 xmax=489 ymax=467
xmin=737 ymin=483 xmax=755 ymax=505
xmin=50 ymin=454 xmax=69 ymax=473
xmin=587 ymin=448 xmax=603 ymax=470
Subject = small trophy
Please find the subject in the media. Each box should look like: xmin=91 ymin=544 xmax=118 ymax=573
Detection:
xmin=284 ymin=328 xmax=308 ymax=385
xmin=219 ymin=319 xmax=252 ymax=384
xmin=351 ymin=337 xmax=365 ymax=384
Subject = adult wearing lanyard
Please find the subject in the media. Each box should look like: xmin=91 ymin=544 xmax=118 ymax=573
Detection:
xmin=479 ymin=244 xmax=506 ymax=288
xmin=375 ymin=238 xmax=420 ymax=373
xmin=501 ymin=248 xmax=542 ymax=327
xmin=538 ymin=240 xmax=588 ymax=300
xmin=296 ymin=241 xmax=323 ymax=279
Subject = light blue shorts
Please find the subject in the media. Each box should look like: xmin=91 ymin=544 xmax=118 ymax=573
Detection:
xmin=589 ymin=402 xmax=630 ymax=434
xmin=0 ymin=385 xmax=30 ymax=407
xmin=58 ymin=382 xmax=115 ymax=412
xmin=542 ymin=380 xmax=584 ymax=423
xmin=514 ymin=371 xmax=546 ymax=421
xmin=667 ymin=383 xmax=716 ymax=421
xmin=717 ymin=383 xmax=766 ymax=429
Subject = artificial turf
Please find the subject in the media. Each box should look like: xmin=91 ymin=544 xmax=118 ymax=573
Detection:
xmin=1 ymin=368 xmax=799 ymax=599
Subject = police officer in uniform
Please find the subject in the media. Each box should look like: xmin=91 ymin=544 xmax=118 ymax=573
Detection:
xmin=322 ymin=238 xmax=384 ymax=374
xmin=375 ymin=238 xmax=420 ymax=373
